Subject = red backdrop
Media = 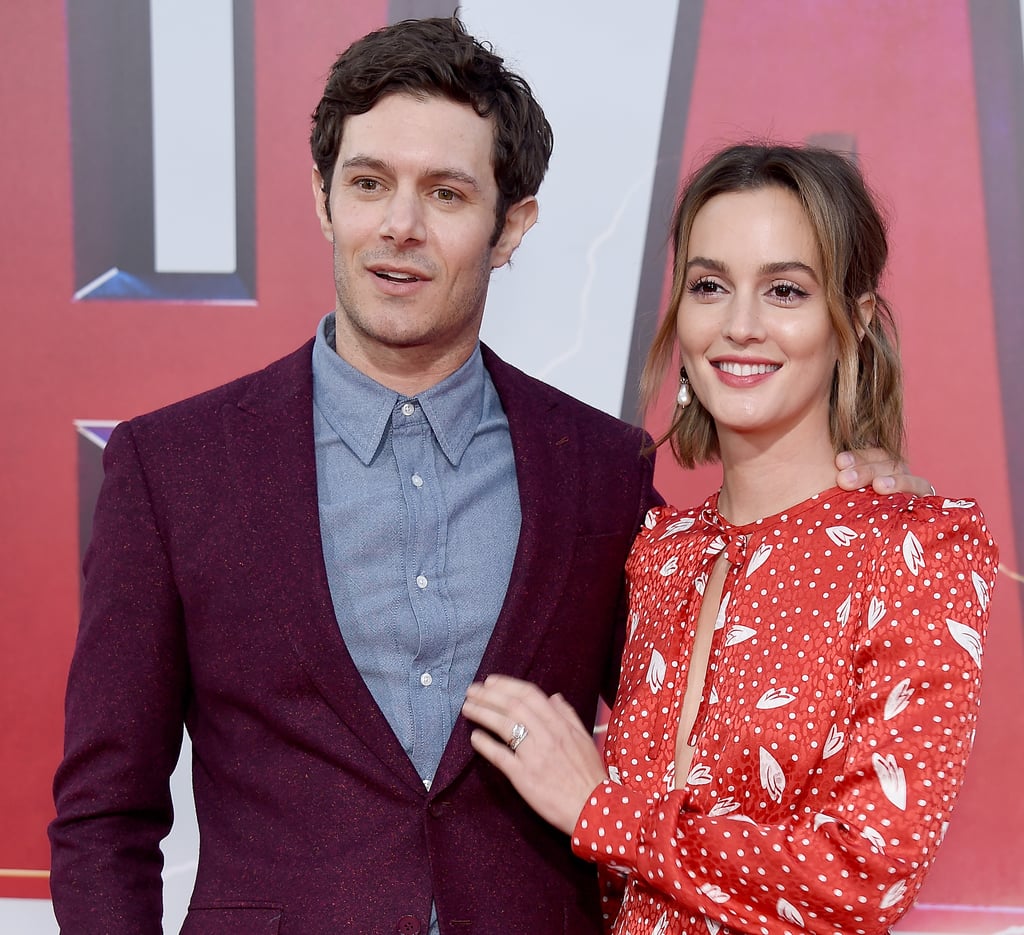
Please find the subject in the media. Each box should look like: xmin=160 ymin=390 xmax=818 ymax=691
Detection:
xmin=0 ymin=0 xmax=388 ymax=899
xmin=0 ymin=1 xmax=1020 ymax=927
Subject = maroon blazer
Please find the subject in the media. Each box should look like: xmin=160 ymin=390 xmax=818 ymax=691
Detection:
xmin=49 ymin=341 xmax=660 ymax=934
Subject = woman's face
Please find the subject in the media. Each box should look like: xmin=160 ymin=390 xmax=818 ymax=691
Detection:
xmin=676 ymin=185 xmax=838 ymax=453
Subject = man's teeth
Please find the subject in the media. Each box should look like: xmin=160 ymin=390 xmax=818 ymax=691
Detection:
xmin=376 ymin=271 xmax=418 ymax=282
xmin=716 ymin=361 xmax=779 ymax=376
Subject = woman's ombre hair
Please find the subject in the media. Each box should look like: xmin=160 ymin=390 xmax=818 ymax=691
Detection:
xmin=642 ymin=143 xmax=904 ymax=468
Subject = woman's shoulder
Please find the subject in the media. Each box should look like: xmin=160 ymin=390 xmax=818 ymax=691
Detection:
xmin=638 ymin=502 xmax=708 ymax=536
xmin=848 ymin=489 xmax=992 ymax=537
xmin=788 ymin=485 xmax=983 ymax=529
xmin=842 ymin=491 xmax=998 ymax=582
xmin=627 ymin=502 xmax=710 ymax=569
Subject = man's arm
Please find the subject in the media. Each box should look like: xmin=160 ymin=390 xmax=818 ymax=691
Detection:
xmin=601 ymin=436 xmax=663 ymax=706
xmin=835 ymin=448 xmax=934 ymax=496
xmin=49 ymin=422 xmax=188 ymax=934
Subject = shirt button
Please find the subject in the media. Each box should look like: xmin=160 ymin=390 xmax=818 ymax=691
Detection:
xmin=401 ymin=402 xmax=415 ymax=416
xmin=416 ymin=575 xmax=428 ymax=589
xmin=411 ymin=473 xmax=423 ymax=488
xmin=420 ymin=672 xmax=433 ymax=687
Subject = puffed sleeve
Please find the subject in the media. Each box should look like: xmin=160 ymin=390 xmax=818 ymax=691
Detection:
xmin=572 ymin=496 xmax=998 ymax=935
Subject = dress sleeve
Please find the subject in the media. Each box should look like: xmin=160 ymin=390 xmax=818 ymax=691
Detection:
xmin=573 ymin=498 xmax=998 ymax=935
xmin=49 ymin=421 xmax=189 ymax=934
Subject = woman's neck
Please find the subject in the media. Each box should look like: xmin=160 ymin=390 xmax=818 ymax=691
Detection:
xmin=716 ymin=432 xmax=839 ymax=526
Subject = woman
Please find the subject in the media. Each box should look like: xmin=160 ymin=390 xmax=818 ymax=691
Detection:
xmin=463 ymin=143 xmax=998 ymax=935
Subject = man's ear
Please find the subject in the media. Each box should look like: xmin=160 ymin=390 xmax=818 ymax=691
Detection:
xmin=312 ymin=167 xmax=334 ymax=242
xmin=490 ymin=196 xmax=539 ymax=268
xmin=855 ymin=292 xmax=876 ymax=340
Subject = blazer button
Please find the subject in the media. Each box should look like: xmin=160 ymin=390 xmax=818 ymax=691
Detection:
xmin=429 ymin=799 xmax=448 ymax=818
xmin=397 ymin=914 xmax=422 ymax=934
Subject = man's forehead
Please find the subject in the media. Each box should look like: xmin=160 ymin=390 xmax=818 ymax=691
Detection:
xmin=335 ymin=93 xmax=498 ymax=177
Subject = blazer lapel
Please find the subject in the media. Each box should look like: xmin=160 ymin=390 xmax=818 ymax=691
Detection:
xmin=433 ymin=345 xmax=583 ymax=789
xmin=221 ymin=341 xmax=424 ymax=793
xmin=476 ymin=348 xmax=582 ymax=680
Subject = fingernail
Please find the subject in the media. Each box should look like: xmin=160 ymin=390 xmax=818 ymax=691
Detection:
xmin=838 ymin=469 xmax=857 ymax=486
xmin=836 ymin=452 xmax=854 ymax=469
xmin=878 ymin=476 xmax=896 ymax=491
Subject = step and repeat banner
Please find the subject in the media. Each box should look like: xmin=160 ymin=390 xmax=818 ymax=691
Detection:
xmin=0 ymin=1 xmax=1021 ymax=930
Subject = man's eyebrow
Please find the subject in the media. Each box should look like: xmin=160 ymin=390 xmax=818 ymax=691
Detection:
xmin=340 ymin=156 xmax=481 ymax=192
xmin=340 ymin=155 xmax=392 ymax=174
xmin=425 ymin=168 xmax=482 ymax=191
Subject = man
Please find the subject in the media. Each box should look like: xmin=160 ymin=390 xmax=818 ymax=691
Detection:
xmin=49 ymin=16 xmax=925 ymax=934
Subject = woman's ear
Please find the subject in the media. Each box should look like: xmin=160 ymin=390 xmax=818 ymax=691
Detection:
xmin=855 ymin=293 xmax=876 ymax=340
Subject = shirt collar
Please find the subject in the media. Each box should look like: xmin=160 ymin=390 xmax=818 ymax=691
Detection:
xmin=312 ymin=312 xmax=485 ymax=467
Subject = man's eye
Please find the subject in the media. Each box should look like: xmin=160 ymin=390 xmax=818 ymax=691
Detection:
xmin=356 ymin=179 xmax=380 ymax=192
xmin=435 ymin=188 xmax=458 ymax=202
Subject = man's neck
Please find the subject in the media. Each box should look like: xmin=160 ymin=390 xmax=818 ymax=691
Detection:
xmin=332 ymin=333 xmax=478 ymax=397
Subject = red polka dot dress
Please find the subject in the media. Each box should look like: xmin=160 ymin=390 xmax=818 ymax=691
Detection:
xmin=572 ymin=487 xmax=998 ymax=935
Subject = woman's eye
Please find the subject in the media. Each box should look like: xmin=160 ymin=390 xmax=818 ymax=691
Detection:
xmin=769 ymin=282 xmax=808 ymax=301
xmin=688 ymin=278 xmax=721 ymax=295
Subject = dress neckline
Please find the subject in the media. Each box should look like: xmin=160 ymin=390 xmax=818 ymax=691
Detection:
xmin=699 ymin=485 xmax=868 ymax=534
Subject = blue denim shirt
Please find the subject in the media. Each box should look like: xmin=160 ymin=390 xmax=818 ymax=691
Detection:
xmin=311 ymin=313 xmax=521 ymax=787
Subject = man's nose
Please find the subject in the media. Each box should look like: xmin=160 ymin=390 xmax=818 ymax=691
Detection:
xmin=379 ymin=189 xmax=426 ymax=244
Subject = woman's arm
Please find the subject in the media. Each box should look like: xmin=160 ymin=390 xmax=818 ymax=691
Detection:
xmin=572 ymin=499 xmax=997 ymax=934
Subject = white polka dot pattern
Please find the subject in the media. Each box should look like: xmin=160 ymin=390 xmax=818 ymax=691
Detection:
xmin=571 ymin=487 xmax=998 ymax=935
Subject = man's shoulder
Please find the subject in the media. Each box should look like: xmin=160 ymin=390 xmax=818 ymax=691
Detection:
xmin=128 ymin=339 xmax=314 ymax=432
xmin=481 ymin=344 xmax=645 ymax=442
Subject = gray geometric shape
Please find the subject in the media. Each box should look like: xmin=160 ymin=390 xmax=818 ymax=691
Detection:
xmin=969 ymin=0 xmax=1024 ymax=615
xmin=66 ymin=0 xmax=255 ymax=301
xmin=75 ymin=421 xmax=118 ymax=585
xmin=389 ymin=0 xmax=458 ymax=21
xmin=620 ymin=2 xmax=706 ymax=426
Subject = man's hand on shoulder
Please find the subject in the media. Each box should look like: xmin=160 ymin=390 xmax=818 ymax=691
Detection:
xmin=836 ymin=449 xmax=935 ymax=497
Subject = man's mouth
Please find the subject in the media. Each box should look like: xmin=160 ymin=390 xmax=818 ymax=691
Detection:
xmin=374 ymin=270 xmax=420 ymax=284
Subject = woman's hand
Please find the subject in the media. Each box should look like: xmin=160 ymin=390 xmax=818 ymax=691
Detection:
xmin=462 ymin=674 xmax=608 ymax=835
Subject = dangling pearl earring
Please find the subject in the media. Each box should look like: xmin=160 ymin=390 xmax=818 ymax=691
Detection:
xmin=676 ymin=367 xmax=691 ymax=408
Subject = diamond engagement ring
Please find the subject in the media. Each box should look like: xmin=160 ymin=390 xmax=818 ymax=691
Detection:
xmin=508 ymin=722 xmax=529 ymax=752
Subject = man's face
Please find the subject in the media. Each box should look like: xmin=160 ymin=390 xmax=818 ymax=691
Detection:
xmin=313 ymin=92 xmax=537 ymax=390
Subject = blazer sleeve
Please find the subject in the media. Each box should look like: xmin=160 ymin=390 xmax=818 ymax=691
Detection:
xmin=49 ymin=421 xmax=189 ymax=934
xmin=601 ymin=435 xmax=663 ymax=707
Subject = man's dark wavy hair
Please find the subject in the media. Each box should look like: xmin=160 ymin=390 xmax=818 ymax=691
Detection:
xmin=310 ymin=15 xmax=553 ymax=242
